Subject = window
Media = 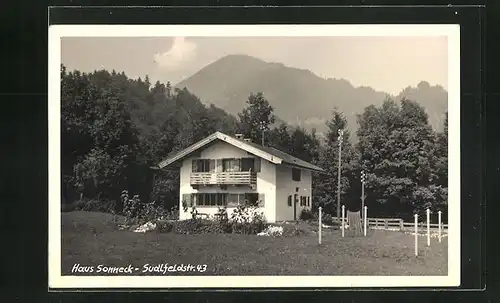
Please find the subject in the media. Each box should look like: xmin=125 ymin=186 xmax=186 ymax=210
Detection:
xmin=222 ymin=158 xmax=241 ymax=172
xmin=193 ymin=193 xmax=225 ymax=207
xmin=227 ymin=194 xmax=239 ymax=207
xmin=292 ymin=168 xmax=301 ymax=181
xmin=192 ymin=159 xmax=215 ymax=172
xmin=307 ymin=196 xmax=310 ymax=207
xmin=244 ymin=193 xmax=259 ymax=206
xmin=191 ymin=193 xmax=260 ymax=207
xmin=241 ymin=158 xmax=255 ymax=172
xmin=300 ymin=196 xmax=307 ymax=206
xmin=287 ymin=195 xmax=292 ymax=207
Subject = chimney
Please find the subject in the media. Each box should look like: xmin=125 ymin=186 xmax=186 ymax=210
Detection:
xmin=243 ymin=138 xmax=252 ymax=143
xmin=235 ymin=134 xmax=244 ymax=140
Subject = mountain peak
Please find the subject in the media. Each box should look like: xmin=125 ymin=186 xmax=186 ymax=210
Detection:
xmin=176 ymin=56 xmax=448 ymax=134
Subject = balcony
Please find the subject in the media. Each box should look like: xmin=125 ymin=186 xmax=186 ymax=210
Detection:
xmin=190 ymin=171 xmax=257 ymax=186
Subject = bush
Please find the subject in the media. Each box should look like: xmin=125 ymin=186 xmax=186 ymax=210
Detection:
xmin=282 ymin=224 xmax=309 ymax=237
xmin=230 ymin=204 xmax=266 ymax=235
xmin=171 ymin=219 xmax=224 ymax=234
xmin=121 ymin=190 xmax=175 ymax=225
xmin=166 ymin=205 xmax=179 ymax=220
xmin=122 ymin=191 xmax=142 ymax=220
xmin=215 ymin=207 xmax=232 ymax=233
xmin=316 ymin=211 xmax=337 ymax=226
xmin=299 ymin=209 xmax=315 ymax=221
xmin=156 ymin=220 xmax=174 ymax=233
xmin=74 ymin=199 xmax=116 ymax=213
xmin=139 ymin=201 xmax=167 ymax=224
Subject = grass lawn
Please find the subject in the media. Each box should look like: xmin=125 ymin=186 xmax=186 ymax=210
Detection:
xmin=61 ymin=211 xmax=448 ymax=276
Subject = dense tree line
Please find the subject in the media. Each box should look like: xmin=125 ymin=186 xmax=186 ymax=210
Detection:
xmin=61 ymin=66 xmax=448 ymax=221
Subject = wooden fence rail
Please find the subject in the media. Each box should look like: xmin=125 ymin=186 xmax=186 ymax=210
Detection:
xmin=332 ymin=216 xmax=448 ymax=231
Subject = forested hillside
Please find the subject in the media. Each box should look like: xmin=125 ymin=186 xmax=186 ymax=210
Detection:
xmin=61 ymin=65 xmax=448 ymax=220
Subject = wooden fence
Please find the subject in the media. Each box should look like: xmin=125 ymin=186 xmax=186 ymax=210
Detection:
xmin=332 ymin=216 xmax=448 ymax=232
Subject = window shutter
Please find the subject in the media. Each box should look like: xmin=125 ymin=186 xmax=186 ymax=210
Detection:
xmin=254 ymin=158 xmax=261 ymax=172
xmin=216 ymin=159 xmax=222 ymax=172
xmin=209 ymin=160 xmax=216 ymax=172
xmin=258 ymin=194 xmax=265 ymax=207
xmin=192 ymin=160 xmax=198 ymax=172
xmin=182 ymin=194 xmax=192 ymax=207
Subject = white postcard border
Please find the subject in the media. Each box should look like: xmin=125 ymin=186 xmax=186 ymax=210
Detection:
xmin=48 ymin=24 xmax=461 ymax=289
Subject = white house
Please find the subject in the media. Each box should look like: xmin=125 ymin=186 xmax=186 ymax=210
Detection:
xmin=157 ymin=131 xmax=324 ymax=223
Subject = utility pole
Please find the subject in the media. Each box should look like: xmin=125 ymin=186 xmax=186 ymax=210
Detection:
xmin=361 ymin=170 xmax=366 ymax=221
xmin=337 ymin=129 xmax=344 ymax=219
xmin=259 ymin=121 xmax=266 ymax=146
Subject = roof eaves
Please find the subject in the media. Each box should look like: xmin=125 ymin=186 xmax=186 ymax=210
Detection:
xmin=157 ymin=131 xmax=284 ymax=169
xmin=282 ymin=161 xmax=325 ymax=173
xmin=217 ymin=133 xmax=283 ymax=164
xmin=157 ymin=132 xmax=219 ymax=169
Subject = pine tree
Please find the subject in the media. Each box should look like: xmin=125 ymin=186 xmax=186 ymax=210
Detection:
xmin=237 ymin=92 xmax=276 ymax=144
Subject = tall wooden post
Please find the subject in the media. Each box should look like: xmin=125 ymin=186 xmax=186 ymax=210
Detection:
xmin=363 ymin=206 xmax=367 ymax=236
xmin=341 ymin=205 xmax=345 ymax=238
xmin=414 ymin=214 xmax=418 ymax=256
xmin=361 ymin=170 xmax=365 ymax=221
xmin=426 ymin=208 xmax=431 ymax=247
xmin=318 ymin=207 xmax=322 ymax=245
xmin=438 ymin=210 xmax=442 ymax=243
xmin=336 ymin=129 xmax=343 ymax=219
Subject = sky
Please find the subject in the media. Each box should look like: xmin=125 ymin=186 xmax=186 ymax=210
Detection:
xmin=61 ymin=36 xmax=448 ymax=95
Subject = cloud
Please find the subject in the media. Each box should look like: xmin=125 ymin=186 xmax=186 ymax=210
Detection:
xmin=153 ymin=37 xmax=197 ymax=70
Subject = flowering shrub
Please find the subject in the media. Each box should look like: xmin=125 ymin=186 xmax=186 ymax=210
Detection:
xmin=140 ymin=201 xmax=168 ymax=224
xmin=133 ymin=221 xmax=157 ymax=233
xmin=122 ymin=190 xmax=142 ymax=221
xmin=281 ymin=224 xmax=309 ymax=237
xmin=182 ymin=200 xmax=199 ymax=219
xmin=257 ymin=225 xmax=283 ymax=237
xmin=230 ymin=204 xmax=266 ymax=235
xmin=215 ymin=206 xmax=232 ymax=233
xmin=122 ymin=189 xmax=175 ymax=225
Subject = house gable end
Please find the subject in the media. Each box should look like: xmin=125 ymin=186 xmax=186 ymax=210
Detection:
xmin=158 ymin=132 xmax=282 ymax=169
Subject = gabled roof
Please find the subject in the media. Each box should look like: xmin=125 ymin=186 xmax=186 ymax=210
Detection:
xmin=157 ymin=131 xmax=324 ymax=172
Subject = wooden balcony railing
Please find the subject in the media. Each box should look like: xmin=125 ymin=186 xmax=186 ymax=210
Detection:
xmin=190 ymin=171 xmax=257 ymax=186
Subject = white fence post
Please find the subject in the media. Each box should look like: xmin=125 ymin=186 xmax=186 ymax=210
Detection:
xmin=341 ymin=205 xmax=345 ymax=238
xmin=318 ymin=207 xmax=322 ymax=245
xmin=438 ymin=210 xmax=442 ymax=243
xmin=364 ymin=206 xmax=367 ymax=236
xmin=414 ymin=214 xmax=418 ymax=256
xmin=426 ymin=208 xmax=431 ymax=247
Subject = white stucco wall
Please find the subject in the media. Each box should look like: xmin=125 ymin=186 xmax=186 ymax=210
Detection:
xmin=178 ymin=141 xmax=277 ymax=222
xmin=275 ymin=165 xmax=312 ymax=221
